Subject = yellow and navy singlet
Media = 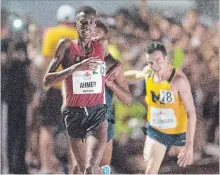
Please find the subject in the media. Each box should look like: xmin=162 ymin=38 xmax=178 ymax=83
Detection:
xmin=145 ymin=67 xmax=187 ymax=134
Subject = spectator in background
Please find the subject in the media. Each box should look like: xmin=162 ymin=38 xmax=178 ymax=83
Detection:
xmin=202 ymin=22 xmax=219 ymax=152
xmin=159 ymin=17 xmax=171 ymax=42
xmin=182 ymin=9 xmax=199 ymax=35
xmin=6 ymin=41 xmax=32 ymax=174
xmin=1 ymin=37 xmax=10 ymax=174
xmin=1 ymin=38 xmax=10 ymax=102
xmin=24 ymin=22 xmax=45 ymax=172
xmin=149 ymin=24 xmax=162 ymax=42
xmin=167 ymin=22 xmax=186 ymax=69
xmin=39 ymin=4 xmax=78 ymax=173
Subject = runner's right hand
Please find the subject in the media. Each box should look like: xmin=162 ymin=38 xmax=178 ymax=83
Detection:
xmin=75 ymin=57 xmax=102 ymax=71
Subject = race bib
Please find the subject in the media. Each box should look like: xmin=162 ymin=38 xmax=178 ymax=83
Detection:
xmin=159 ymin=90 xmax=174 ymax=103
xmin=150 ymin=107 xmax=177 ymax=129
xmin=72 ymin=62 xmax=105 ymax=94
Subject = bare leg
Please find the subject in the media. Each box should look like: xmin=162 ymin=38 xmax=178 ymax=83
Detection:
xmin=143 ymin=136 xmax=167 ymax=174
xmin=70 ymin=147 xmax=83 ymax=174
xmin=100 ymin=140 xmax=113 ymax=166
xmin=67 ymin=145 xmax=80 ymax=174
xmin=69 ymin=137 xmax=86 ymax=173
xmin=39 ymin=126 xmax=54 ymax=172
xmin=85 ymin=120 xmax=108 ymax=174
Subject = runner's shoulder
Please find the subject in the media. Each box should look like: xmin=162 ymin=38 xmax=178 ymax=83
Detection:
xmin=56 ymin=38 xmax=73 ymax=51
xmin=105 ymin=53 xmax=121 ymax=73
xmin=105 ymin=53 xmax=120 ymax=65
xmin=172 ymin=69 xmax=188 ymax=88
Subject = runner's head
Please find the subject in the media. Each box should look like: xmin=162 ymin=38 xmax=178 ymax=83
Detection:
xmin=56 ymin=5 xmax=75 ymax=24
xmin=94 ymin=19 xmax=109 ymax=39
xmin=145 ymin=42 xmax=169 ymax=73
xmin=75 ymin=5 xmax=97 ymax=40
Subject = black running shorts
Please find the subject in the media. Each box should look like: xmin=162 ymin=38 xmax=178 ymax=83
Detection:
xmin=62 ymin=104 xmax=107 ymax=139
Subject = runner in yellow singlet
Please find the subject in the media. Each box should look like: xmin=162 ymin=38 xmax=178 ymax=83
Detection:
xmin=127 ymin=42 xmax=197 ymax=174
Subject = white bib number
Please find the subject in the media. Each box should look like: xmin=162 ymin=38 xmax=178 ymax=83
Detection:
xmin=150 ymin=107 xmax=177 ymax=129
xmin=160 ymin=90 xmax=174 ymax=103
xmin=72 ymin=61 xmax=105 ymax=94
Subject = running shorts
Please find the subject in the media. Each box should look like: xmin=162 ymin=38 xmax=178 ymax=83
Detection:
xmin=62 ymin=104 xmax=107 ymax=139
xmin=143 ymin=123 xmax=186 ymax=150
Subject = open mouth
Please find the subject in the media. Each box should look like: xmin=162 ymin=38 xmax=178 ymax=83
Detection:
xmin=82 ymin=30 xmax=91 ymax=35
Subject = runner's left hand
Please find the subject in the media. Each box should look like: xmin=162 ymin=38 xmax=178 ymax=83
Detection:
xmin=177 ymin=144 xmax=194 ymax=167
xmin=106 ymin=64 xmax=121 ymax=81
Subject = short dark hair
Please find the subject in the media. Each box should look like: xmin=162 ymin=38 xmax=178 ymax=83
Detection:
xmin=75 ymin=5 xmax=96 ymax=16
xmin=96 ymin=20 xmax=108 ymax=34
xmin=146 ymin=42 xmax=167 ymax=56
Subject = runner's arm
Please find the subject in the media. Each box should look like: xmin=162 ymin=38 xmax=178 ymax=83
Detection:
xmin=106 ymin=64 xmax=132 ymax=104
xmin=124 ymin=65 xmax=151 ymax=81
xmin=43 ymin=39 xmax=89 ymax=87
xmin=139 ymin=80 xmax=148 ymax=108
xmin=124 ymin=70 xmax=147 ymax=80
xmin=176 ymin=74 xmax=197 ymax=147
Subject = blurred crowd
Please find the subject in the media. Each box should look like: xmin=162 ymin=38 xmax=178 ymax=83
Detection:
xmin=1 ymin=0 xmax=219 ymax=174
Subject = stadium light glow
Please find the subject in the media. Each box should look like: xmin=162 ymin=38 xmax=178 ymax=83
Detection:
xmin=13 ymin=19 xmax=23 ymax=29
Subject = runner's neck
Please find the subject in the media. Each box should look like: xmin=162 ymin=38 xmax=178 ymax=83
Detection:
xmin=78 ymin=39 xmax=93 ymax=55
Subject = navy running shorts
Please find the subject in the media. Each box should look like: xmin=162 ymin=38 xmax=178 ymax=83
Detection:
xmin=105 ymin=86 xmax=115 ymax=142
xmin=107 ymin=119 xmax=115 ymax=142
xmin=143 ymin=123 xmax=186 ymax=150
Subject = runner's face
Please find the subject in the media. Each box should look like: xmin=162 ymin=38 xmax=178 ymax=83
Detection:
xmin=76 ymin=12 xmax=96 ymax=39
xmin=146 ymin=51 xmax=168 ymax=73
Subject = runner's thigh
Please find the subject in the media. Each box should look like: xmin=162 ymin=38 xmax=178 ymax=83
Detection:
xmin=86 ymin=120 xmax=108 ymax=166
xmin=143 ymin=136 xmax=167 ymax=172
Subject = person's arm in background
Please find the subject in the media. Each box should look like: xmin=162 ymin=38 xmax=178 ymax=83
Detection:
xmin=41 ymin=29 xmax=55 ymax=75
xmin=138 ymin=79 xmax=148 ymax=108
xmin=124 ymin=65 xmax=151 ymax=81
xmin=95 ymin=32 xmax=132 ymax=104
xmin=175 ymin=73 xmax=197 ymax=167
xmin=106 ymin=64 xmax=132 ymax=104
